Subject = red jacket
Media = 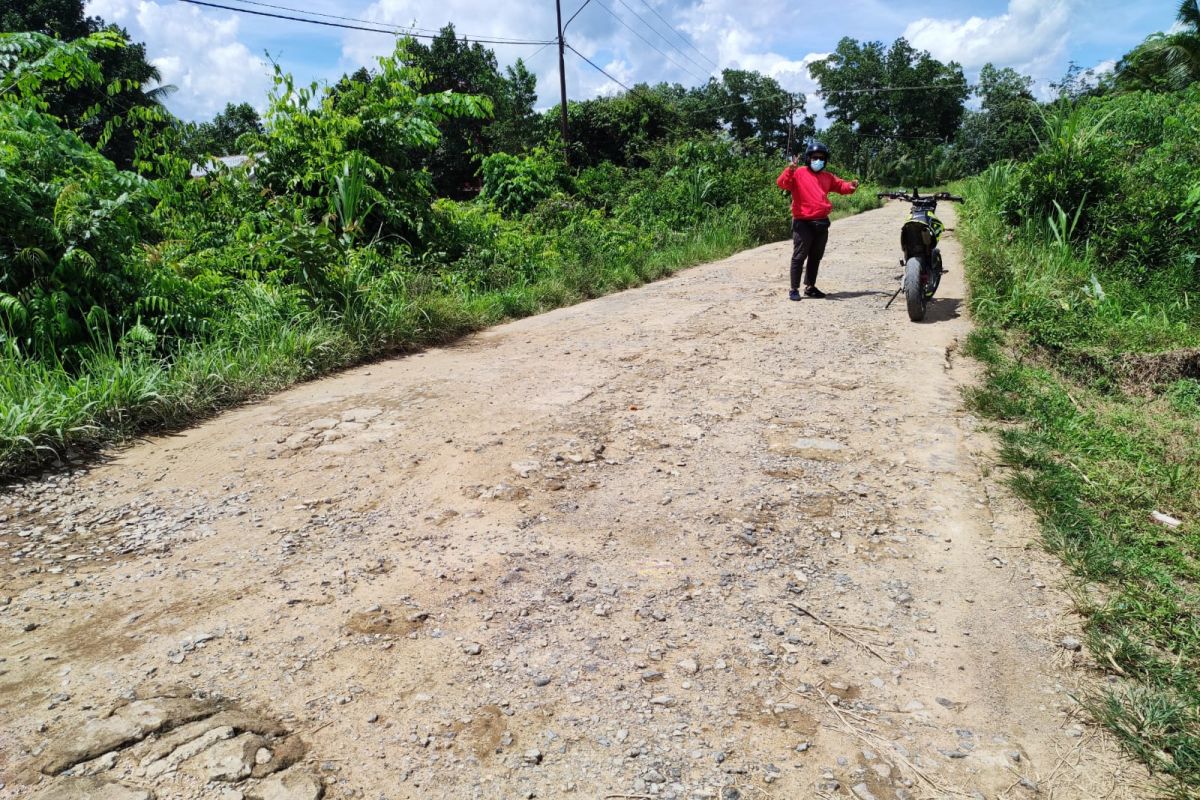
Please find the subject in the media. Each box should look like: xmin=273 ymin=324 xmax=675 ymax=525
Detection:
xmin=776 ymin=165 xmax=856 ymax=220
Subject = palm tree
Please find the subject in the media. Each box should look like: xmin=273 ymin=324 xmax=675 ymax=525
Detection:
xmin=140 ymin=64 xmax=179 ymax=108
xmin=1116 ymin=0 xmax=1200 ymax=91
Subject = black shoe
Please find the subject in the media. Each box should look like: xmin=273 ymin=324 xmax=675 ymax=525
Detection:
xmin=788 ymin=289 xmax=801 ymax=301
xmin=804 ymin=285 xmax=826 ymax=298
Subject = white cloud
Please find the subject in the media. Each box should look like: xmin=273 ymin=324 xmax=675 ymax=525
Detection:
xmin=338 ymin=0 xmax=722 ymax=105
xmin=903 ymin=0 xmax=1073 ymax=77
xmin=86 ymin=0 xmax=272 ymax=121
xmin=727 ymin=51 xmax=827 ymax=93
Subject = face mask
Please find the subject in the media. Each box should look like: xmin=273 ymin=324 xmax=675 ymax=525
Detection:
xmin=810 ymin=159 xmax=826 ymax=172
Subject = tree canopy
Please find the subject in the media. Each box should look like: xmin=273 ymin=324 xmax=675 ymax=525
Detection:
xmin=399 ymin=25 xmax=539 ymax=197
xmin=808 ymin=37 xmax=968 ymax=183
xmin=545 ymin=70 xmax=809 ymax=168
xmin=953 ymin=64 xmax=1039 ymax=174
xmin=1116 ymin=0 xmax=1200 ymax=91
xmin=0 ymin=0 xmax=170 ymax=168
xmin=179 ymin=102 xmax=264 ymax=163
xmin=810 ymin=37 xmax=968 ymax=141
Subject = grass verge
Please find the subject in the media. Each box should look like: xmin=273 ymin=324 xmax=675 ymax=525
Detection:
xmin=959 ymin=173 xmax=1200 ymax=796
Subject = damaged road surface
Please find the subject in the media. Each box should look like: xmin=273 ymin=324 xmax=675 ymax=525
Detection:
xmin=0 ymin=203 xmax=1149 ymax=799
xmin=16 ymin=690 xmax=314 ymax=800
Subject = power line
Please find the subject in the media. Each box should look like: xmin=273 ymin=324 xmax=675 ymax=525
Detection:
xmin=590 ymin=0 xmax=709 ymax=84
xmin=611 ymin=0 xmax=712 ymax=77
xmin=635 ymin=0 xmax=715 ymax=68
xmin=183 ymin=0 xmax=965 ymax=101
xmin=186 ymin=0 xmax=967 ymax=149
xmin=215 ymin=0 xmax=546 ymax=44
xmin=565 ymin=42 xmax=632 ymax=92
xmin=564 ymin=0 xmax=594 ymax=31
xmin=565 ymin=42 xmax=801 ymax=120
xmin=821 ymin=82 xmax=969 ymax=95
xmin=176 ymin=0 xmax=556 ymax=46
xmin=698 ymin=81 xmax=969 ymax=112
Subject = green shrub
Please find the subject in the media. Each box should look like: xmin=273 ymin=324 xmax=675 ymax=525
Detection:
xmin=960 ymin=84 xmax=1200 ymax=797
xmin=574 ymin=161 xmax=629 ymax=210
xmin=0 ymin=103 xmax=167 ymax=362
xmin=999 ymin=89 xmax=1200 ymax=296
xmin=479 ymin=147 xmax=569 ymax=216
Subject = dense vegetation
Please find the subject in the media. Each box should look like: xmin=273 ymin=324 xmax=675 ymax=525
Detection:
xmin=957 ymin=4 xmax=1200 ymax=791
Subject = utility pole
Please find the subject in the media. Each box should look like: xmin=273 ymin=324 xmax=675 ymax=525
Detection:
xmin=556 ymin=0 xmax=569 ymax=165
xmin=786 ymin=101 xmax=795 ymax=158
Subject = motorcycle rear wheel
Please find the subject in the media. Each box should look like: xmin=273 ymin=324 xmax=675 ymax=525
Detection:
xmin=904 ymin=257 xmax=926 ymax=322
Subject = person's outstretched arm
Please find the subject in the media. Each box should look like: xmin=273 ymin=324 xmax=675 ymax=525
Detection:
xmin=827 ymin=173 xmax=859 ymax=194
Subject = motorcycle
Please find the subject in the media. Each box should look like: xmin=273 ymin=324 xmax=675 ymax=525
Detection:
xmin=876 ymin=189 xmax=964 ymax=322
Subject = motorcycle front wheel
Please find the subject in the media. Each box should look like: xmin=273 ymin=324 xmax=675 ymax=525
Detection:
xmin=904 ymin=257 xmax=926 ymax=322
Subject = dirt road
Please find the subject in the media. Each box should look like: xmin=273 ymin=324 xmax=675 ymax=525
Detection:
xmin=1 ymin=202 xmax=1148 ymax=800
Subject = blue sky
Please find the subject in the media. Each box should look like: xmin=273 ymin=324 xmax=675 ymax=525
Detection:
xmin=84 ymin=0 xmax=1178 ymax=121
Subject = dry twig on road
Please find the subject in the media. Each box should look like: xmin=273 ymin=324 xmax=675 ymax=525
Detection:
xmin=786 ymin=601 xmax=891 ymax=663
xmin=816 ymin=686 xmax=969 ymax=798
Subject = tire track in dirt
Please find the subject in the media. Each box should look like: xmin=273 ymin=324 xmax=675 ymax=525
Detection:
xmin=0 ymin=202 xmax=1149 ymax=799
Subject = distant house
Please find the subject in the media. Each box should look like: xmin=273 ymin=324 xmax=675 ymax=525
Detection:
xmin=189 ymin=152 xmax=265 ymax=179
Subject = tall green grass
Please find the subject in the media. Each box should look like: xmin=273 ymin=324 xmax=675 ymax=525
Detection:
xmin=960 ymin=151 xmax=1200 ymax=794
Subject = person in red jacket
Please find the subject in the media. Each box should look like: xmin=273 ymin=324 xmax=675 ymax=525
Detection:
xmin=776 ymin=141 xmax=858 ymax=300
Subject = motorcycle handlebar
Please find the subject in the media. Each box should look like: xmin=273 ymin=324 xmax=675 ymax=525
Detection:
xmin=877 ymin=191 xmax=964 ymax=201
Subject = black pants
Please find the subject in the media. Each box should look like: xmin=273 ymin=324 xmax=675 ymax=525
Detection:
xmin=790 ymin=218 xmax=830 ymax=289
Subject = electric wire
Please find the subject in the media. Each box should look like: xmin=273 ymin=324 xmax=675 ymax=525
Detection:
xmin=565 ymin=42 xmax=632 ymax=92
xmin=635 ymin=0 xmax=715 ymax=67
xmin=176 ymin=0 xmax=557 ymax=46
xmin=179 ymin=0 xmax=965 ymax=99
xmin=590 ymin=0 xmax=710 ymax=84
xmin=211 ymin=0 xmax=546 ymax=43
xmin=528 ymin=41 xmax=555 ymax=60
xmin=611 ymin=0 xmax=712 ymax=76
xmin=819 ymin=82 xmax=969 ymax=94
xmin=564 ymin=0 xmax=594 ymax=32
xmin=184 ymin=0 xmax=969 ymax=143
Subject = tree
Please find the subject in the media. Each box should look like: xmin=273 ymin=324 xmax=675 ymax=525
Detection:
xmin=402 ymin=25 xmax=536 ymax=197
xmin=1116 ymin=0 xmax=1200 ymax=92
xmin=0 ymin=0 xmax=173 ymax=169
xmin=247 ymin=38 xmax=492 ymax=249
xmin=811 ymin=37 xmax=968 ymax=140
xmin=180 ymin=102 xmax=264 ymax=163
xmin=551 ymin=83 xmax=687 ymax=168
xmin=0 ymin=31 xmax=157 ymax=361
xmin=954 ymin=64 xmax=1038 ymax=173
xmin=545 ymin=71 xmax=808 ymax=168
xmin=809 ymin=37 xmax=968 ymax=182
xmin=0 ymin=0 xmax=94 ymax=39
xmin=1050 ymin=60 xmax=1109 ymax=102
xmin=675 ymin=79 xmax=723 ymax=133
xmin=489 ymin=59 xmax=537 ymax=154
xmin=712 ymin=69 xmax=807 ymax=155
